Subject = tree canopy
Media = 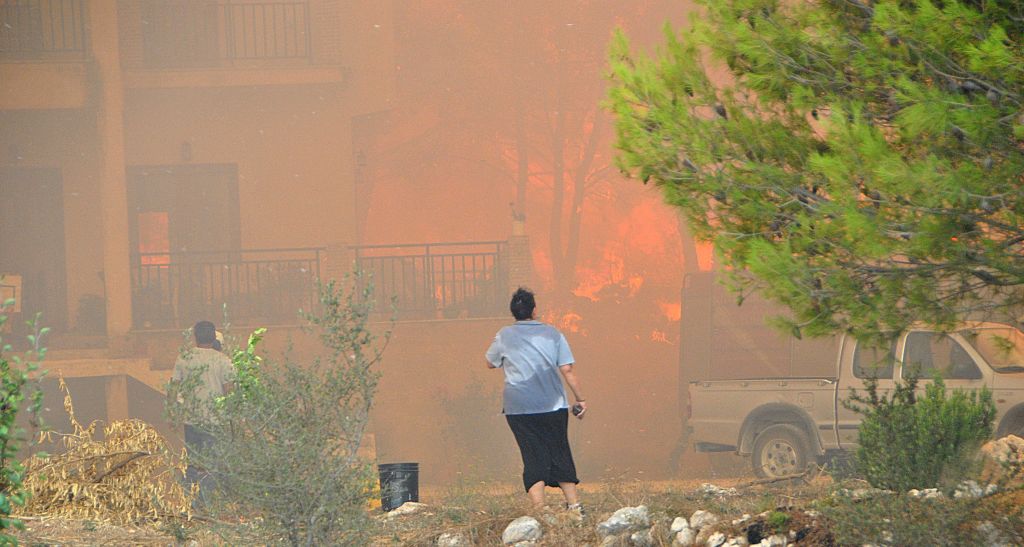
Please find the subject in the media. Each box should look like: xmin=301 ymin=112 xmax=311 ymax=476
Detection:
xmin=608 ymin=0 xmax=1024 ymax=338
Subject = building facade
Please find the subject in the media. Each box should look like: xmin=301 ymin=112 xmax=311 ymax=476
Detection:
xmin=1 ymin=0 xmax=398 ymax=343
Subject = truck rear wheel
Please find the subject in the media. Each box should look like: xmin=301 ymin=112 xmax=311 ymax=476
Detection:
xmin=752 ymin=424 xmax=809 ymax=479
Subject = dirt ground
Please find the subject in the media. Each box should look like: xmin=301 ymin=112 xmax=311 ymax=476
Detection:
xmin=6 ymin=477 xmax=773 ymax=545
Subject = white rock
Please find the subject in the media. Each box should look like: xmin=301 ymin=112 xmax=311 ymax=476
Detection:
xmin=758 ymin=534 xmax=787 ymax=547
xmin=907 ymin=488 xmax=944 ymax=500
xmin=731 ymin=513 xmax=751 ymax=525
xmin=674 ymin=527 xmax=697 ymax=546
xmin=690 ymin=509 xmax=719 ymax=531
xmin=671 ymin=517 xmax=691 ymax=533
xmin=436 ymin=532 xmax=470 ymax=547
xmin=698 ymin=483 xmax=739 ymax=497
xmin=387 ymin=501 xmax=429 ymax=518
xmin=953 ymin=480 xmax=984 ymax=499
xmin=597 ymin=505 xmax=651 ymax=537
xmin=512 ymin=542 xmax=537 ymax=547
xmin=880 ymin=530 xmax=893 ymax=544
xmin=724 ymin=536 xmax=749 ymax=546
xmin=985 ymin=483 xmax=999 ymax=496
xmin=630 ymin=528 xmax=655 ymax=546
xmin=706 ymin=531 xmax=727 ymax=547
xmin=502 ymin=516 xmax=542 ymax=545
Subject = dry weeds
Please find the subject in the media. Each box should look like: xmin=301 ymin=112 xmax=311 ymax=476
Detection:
xmin=16 ymin=378 xmax=195 ymax=524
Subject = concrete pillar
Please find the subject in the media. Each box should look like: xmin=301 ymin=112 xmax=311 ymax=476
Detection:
xmin=90 ymin=2 xmax=133 ymax=339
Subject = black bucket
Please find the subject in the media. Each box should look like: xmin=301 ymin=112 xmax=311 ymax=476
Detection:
xmin=378 ymin=462 xmax=419 ymax=511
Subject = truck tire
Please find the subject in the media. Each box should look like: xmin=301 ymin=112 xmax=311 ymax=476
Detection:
xmin=751 ymin=424 xmax=810 ymax=479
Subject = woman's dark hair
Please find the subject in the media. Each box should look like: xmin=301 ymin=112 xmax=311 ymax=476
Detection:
xmin=510 ymin=288 xmax=536 ymax=321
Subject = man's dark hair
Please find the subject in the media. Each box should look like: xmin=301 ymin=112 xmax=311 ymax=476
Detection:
xmin=193 ymin=320 xmax=217 ymax=346
xmin=510 ymin=288 xmax=536 ymax=321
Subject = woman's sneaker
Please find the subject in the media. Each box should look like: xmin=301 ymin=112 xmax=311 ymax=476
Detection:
xmin=566 ymin=502 xmax=585 ymax=522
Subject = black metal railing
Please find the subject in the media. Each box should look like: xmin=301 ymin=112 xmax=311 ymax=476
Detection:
xmin=0 ymin=0 xmax=86 ymax=59
xmin=140 ymin=0 xmax=310 ymax=68
xmin=131 ymin=247 xmax=322 ymax=329
xmin=353 ymin=241 xmax=508 ymax=320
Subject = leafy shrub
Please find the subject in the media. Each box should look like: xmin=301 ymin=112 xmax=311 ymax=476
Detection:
xmin=167 ymin=276 xmax=390 ymax=546
xmin=0 ymin=308 xmax=45 ymax=540
xmin=845 ymin=374 xmax=995 ymax=491
xmin=818 ymin=489 xmax=1023 ymax=546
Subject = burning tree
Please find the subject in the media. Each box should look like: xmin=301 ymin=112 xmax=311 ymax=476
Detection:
xmin=608 ymin=1 xmax=1024 ymax=338
xmin=364 ymin=1 xmax=686 ymax=295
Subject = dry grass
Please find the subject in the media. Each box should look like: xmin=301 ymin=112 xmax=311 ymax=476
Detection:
xmin=16 ymin=378 xmax=195 ymax=525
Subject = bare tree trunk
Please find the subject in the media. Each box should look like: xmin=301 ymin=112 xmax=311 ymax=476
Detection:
xmin=549 ymin=49 xmax=569 ymax=293
xmin=514 ymin=100 xmax=529 ymax=220
xmin=565 ymin=112 xmax=601 ymax=279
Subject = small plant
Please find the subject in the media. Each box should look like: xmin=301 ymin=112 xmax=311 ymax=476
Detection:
xmin=844 ymin=374 xmax=996 ymax=491
xmin=82 ymin=520 xmax=96 ymax=532
xmin=765 ymin=510 xmax=789 ymax=532
xmin=160 ymin=521 xmax=190 ymax=543
xmin=0 ymin=305 xmax=46 ymax=541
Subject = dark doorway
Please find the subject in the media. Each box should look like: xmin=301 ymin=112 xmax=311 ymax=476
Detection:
xmin=127 ymin=164 xmax=240 ymax=257
xmin=127 ymin=164 xmax=241 ymax=328
xmin=0 ymin=167 xmax=68 ymax=334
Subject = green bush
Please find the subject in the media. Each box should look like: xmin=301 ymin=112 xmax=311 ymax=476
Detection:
xmin=0 ymin=307 xmax=45 ymax=542
xmin=845 ymin=374 xmax=995 ymax=491
xmin=167 ymin=276 xmax=390 ymax=546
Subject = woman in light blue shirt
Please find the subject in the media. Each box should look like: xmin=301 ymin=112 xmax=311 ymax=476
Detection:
xmin=486 ymin=288 xmax=587 ymax=514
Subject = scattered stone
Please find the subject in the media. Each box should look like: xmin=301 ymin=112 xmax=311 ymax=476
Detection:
xmin=386 ymin=501 xmax=429 ymax=518
xmin=630 ymin=528 xmax=655 ymax=546
xmin=596 ymin=505 xmax=651 ymax=537
xmin=731 ymin=514 xmax=751 ymax=525
xmin=907 ymin=488 xmax=944 ymax=500
xmin=724 ymin=536 xmax=749 ymax=546
xmin=674 ymin=527 xmax=697 ymax=546
xmin=671 ymin=517 xmax=691 ymax=534
xmin=953 ymin=480 xmax=985 ymax=499
xmin=698 ymin=483 xmax=739 ymax=497
xmin=706 ymin=531 xmax=726 ymax=547
xmin=436 ymin=531 xmax=470 ymax=547
xmin=835 ymin=487 xmax=892 ymax=500
xmin=502 ymin=516 xmax=542 ymax=545
xmin=690 ymin=509 xmax=719 ymax=531
xmin=757 ymin=534 xmax=787 ymax=547
xmin=695 ymin=525 xmax=717 ymax=546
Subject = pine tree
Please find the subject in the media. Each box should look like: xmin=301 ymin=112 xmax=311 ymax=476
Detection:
xmin=608 ymin=1 xmax=1024 ymax=338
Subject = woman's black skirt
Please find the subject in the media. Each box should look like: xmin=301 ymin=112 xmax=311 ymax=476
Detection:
xmin=506 ymin=408 xmax=578 ymax=492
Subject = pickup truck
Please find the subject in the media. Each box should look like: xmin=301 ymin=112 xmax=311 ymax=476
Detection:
xmin=688 ymin=322 xmax=1024 ymax=479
